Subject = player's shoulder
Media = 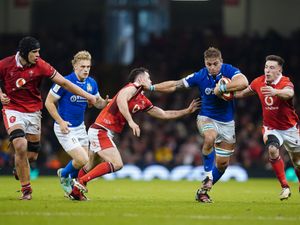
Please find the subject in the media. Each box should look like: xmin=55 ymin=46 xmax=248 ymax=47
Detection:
xmin=281 ymin=75 xmax=292 ymax=82
xmin=0 ymin=55 xmax=15 ymax=67
xmin=188 ymin=68 xmax=207 ymax=79
xmin=221 ymin=63 xmax=241 ymax=73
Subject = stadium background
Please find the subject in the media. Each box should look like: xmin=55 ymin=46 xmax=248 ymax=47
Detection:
xmin=0 ymin=0 xmax=300 ymax=180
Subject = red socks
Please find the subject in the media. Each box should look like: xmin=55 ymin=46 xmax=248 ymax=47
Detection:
xmin=79 ymin=162 xmax=114 ymax=184
xmin=269 ymin=156 xmax=289 ymax=188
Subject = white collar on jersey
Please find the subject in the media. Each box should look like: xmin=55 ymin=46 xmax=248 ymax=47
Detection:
xmin=15 ymin=52 xmax=23 ymax=68
xmin=265 ymin=73 xmax=282 ymax=85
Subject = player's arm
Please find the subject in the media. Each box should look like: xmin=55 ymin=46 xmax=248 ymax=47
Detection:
xmin=261 ymin=86 xmax=294 ymax=100
xmin=52 ymin=73 xmax=96 ymax=105
xmin=0 ymin=87 xmax=10 ymax=104
xmin=145 ymin=79 xmax=186 ymax=93
xmin=234 ymin=86 xmax=256 ymax=98
xmin=116 ymin=86 xmax=140 ymax=137
xmin=93 ymin=94 xmax=110 ymax=109
xmin=146 ymin=98 xmax=200 ymax=120
xmin=226 ymin=74 xmax=249 ymax=92
xmin=45 ymin=92 xmax=70 ymax=134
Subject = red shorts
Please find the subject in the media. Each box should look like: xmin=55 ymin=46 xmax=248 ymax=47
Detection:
xmin=88 ymin=124 xmax=116 ymax=152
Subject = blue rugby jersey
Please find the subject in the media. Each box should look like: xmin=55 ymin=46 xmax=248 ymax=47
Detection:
xmin=183 ymin=64 xmax=241 ymax=122
xmin=50 ymin=72 xmax=99 ymax=127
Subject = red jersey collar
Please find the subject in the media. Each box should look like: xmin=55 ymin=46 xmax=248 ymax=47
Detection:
xmin=265 ymin=73 xmax=282 ymax=85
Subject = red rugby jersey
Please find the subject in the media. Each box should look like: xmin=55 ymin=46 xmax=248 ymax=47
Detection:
xmin=250 ymin=75 xmax=299 ymax=130
xmin=94 ymin=83 xmax=153 ymax=133
xmin=0 ymin=54 xmax=56 ymax=112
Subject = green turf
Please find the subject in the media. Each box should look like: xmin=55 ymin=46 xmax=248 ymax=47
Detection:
xmin=0 ymin=177 xmax=299 ymax=225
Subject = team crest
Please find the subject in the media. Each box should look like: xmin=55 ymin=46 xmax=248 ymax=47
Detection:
xmin=16 ymin=78 xmax=26 ymax=88
xmin=87 ymin=83 xmax=92 ymax=92
xmin=9 ymin=116 xmax=16 ymax=123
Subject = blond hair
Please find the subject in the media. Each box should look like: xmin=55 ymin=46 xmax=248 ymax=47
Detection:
xmin=204 ymin=47 xmax=222 ymax=59
xmin=71 ymin=50 xmax=91 ymax=67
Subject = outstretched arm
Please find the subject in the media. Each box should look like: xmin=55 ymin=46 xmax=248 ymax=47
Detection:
xmin=145 ymin=79 xmax=186 ymax=93
xmin=116 ymin=86 xmax=140 ymax=137
xmin=234 ymin=86 xmax=256 ymax=98
xmin=52 ymin=73 xmax=96 ymax=105
xmin=93 ymin=94 xmax=110 ymax=109
xmin=146 ymin=98 xmax=200 ymax=120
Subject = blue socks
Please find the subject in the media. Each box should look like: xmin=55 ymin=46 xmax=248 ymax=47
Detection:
xmin=212 ymin=166 xmax=225 ymax=184
xmin=61 ymin=160 xmax=78 ymax=178
xmin=203 ymin=150 xmax=215 ymax=172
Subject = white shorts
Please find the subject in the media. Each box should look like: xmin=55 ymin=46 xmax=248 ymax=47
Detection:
xmin=88 ymin=125 xmax=116 ymax=153
xmin=263 ymin=125 xmax=300 ymax=152
xmin=54 ymin=122 xmax=89 ymax=152
xmin=197 ymin=115 xmax=236 ymax=144
xmin=2 ymin=109 xmax=41 ymax=134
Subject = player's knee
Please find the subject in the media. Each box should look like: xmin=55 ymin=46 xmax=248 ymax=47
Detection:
xmin=27 ymin=141 xmax=41 ymax=153
xmin=13 ymin=139 xmax=27 ymax=153
xmin=266 ymin=135 xmax=280 ymax=157
xmin=112 ymin=161 xmax=123 ymax=172
xmin=203 ymin=135 xmax=215 ymax=146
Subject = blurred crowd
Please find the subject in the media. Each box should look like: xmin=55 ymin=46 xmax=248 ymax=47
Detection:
xmin=1 ymin=26 xmax=300 ymax=175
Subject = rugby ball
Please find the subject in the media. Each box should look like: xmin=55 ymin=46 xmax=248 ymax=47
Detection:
xmin=218 ymin=77 xmax=234 ymax=101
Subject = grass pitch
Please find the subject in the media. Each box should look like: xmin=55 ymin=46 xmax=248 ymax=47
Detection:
xmin=0 ymin=177 xmax=299 ymax=225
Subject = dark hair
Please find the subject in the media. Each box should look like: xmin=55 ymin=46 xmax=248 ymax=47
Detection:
xmin=18 ymin=36 xmax=40 ymax=61
xmin=128 ymin=67 xmax=149 ymax=82
xmin=204 ymin=47 xmax=222 ymax=59
xmin=265 ymin=55 xmax=285 ymax=67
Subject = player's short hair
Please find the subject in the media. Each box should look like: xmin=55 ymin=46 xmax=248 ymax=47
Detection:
xmin=265 ymin=55 xmax=285 ymax=67
xmin=128 ymin=67 xmax=149 ymax=82
xmin=204 ymin=47 xmax=222 ymax=59
xmin=71 ymin=50 xmax=91 ymax=67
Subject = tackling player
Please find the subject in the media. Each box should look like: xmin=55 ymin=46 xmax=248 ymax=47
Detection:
xmin=69 ymin=67 xmax=200 ymax=200
xmin=0 ymin=36 xmax=96 ymax=200
xmin=235 ymin=55 xmax=300 ymax=200
xmin=143 ymin=47 xmax=248 ymax=203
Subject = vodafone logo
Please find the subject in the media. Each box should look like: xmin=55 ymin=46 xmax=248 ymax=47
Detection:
xmin=264 ymin=96 xmax=273 ymax=106
xmin=16 ymin=78 xmax=26 ymax=88
xmin=9 ymin=116 xmax=16 ymax=123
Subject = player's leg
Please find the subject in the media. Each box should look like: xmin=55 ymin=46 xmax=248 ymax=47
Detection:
xmin=78 ymin=150 xmax=102 ymax=185
xmin=54 ymin=124 xmax=89 ymax=194
xmin=70 ymin=127 xmax=120 ymax=200
xmin=195 ymin=116 xmax=217 ymax=203
xmin=265 ymin=135 xmax=289 ymax=188
xmin=213 ymin=141 xmax=235 ymax=184
xmin=282 ymin=125 xmax=300 ymax=193
xmin=196 ymin=116 xmax=217 ymax=188
xmin=264 ymin=131 xmax=290 ymax=200
xmin=9 ymin=126 xmax=31 ymax=200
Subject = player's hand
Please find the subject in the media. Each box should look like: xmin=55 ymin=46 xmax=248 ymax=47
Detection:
xmin=214 ymin=84 xmax=222 ymax=97
xmin=187 ymin=98 xmax=201 ymax=113
xmin=0 ymin=93 xmax=10 ymax=105
xmin=261 ymin=86 xmax=277 ymax=97
xmin=87 ymin=94 xmax=97 ymax=105
xmin=128 ymin=120 xmax=140 ymax=137
xmin=140 ymin=81 xmax=151 ymax=90
xmin=103 ymin=95 xmax=111 ymax=105
xmin=59 ymin=120 xmax=71 ymax=134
